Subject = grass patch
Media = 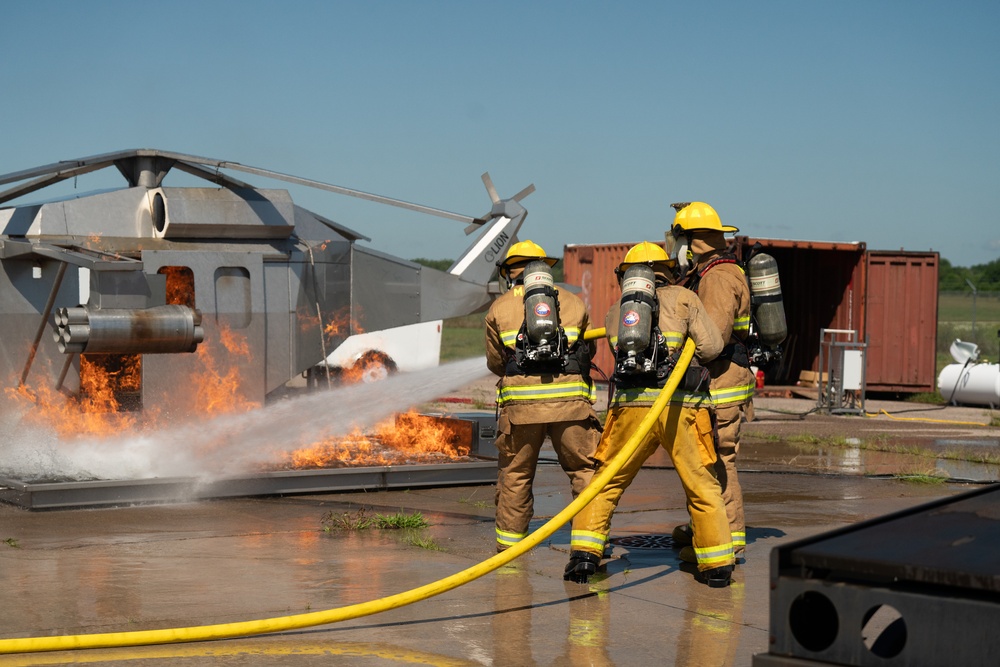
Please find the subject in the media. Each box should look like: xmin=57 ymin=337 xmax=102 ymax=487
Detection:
xmin=441 ymin=313 xmax=487 ymax=362
xmin=3 ymin=538 xmax=19 ymax=548
xmin=320 ymin=507 xmax=429 ymax=532
xmin=938 ymin=292 xmax=1000 ymax=322
xmin=402 ymin=533 xmax=445 ymax=551
xmin=775 ymin=433 xmax=1000 ymax=467
xmin=905 ymin=391 xmax=947 ymax=405
xmin=785 ymin=434 xmax=824 ymax=445
xmin=458 ymin=492 xmax=493 ymax=510
xmin=893 ymin=473 xmax=948 ymax=485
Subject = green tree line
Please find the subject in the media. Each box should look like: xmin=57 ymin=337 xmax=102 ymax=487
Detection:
xmin=939 ymin=256 xmax=1000 ymax=291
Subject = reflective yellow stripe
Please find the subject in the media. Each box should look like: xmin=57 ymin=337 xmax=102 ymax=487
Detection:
xmin=694 ymin=541 xmax=734 ymax=567
xmin=710 ymin=383 xmax=755 ymax=406
xmin=733 ymin=315 xmax=750 ymax=333
xmin=731 ymin=530 xmax=746 ymax=548
xmin=500 ymin=329 xmax=520 ymax=346
xmin=564 ymin=327 xmax=580 ymax=344
xmin=497 ymin=381 xmax=597 ymax=405
xmin=612 ymin=387 xmax=711 ymax=408
xmin=662 ymin=330 xmax=684 ymax=345
xmin=570 ymin=530 xmax=607 ymax=551
xmin=496 ymin=527 xmax=528 ymax=546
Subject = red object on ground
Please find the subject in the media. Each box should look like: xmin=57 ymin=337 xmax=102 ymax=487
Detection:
xmin=756 ymin=369 xmax=765 ymax=389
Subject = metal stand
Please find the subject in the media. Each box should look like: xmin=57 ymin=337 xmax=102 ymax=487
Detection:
xmin=817 ymin=328 xmax=867 ymax=415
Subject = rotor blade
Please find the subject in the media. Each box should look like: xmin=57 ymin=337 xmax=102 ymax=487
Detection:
xmin=511 ymin=183 xmax=536 ymax=202
xmin=464 ymin=221 xmax=484 ymax=235
xmin=215 ymin=161 xmax=477 ymax=225
xmin=481 ymin=172 xmax=500 ymax=204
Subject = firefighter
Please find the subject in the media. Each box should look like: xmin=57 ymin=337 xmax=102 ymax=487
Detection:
xmin=564 ymin=242 xmax=735 ymax=587
xmin=667 ymin=202 xmax=756 ymax=562
xmin=485 ymin=240 xmax=602 ymax=552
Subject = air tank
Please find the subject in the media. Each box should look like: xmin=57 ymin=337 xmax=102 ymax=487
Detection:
xmin=747 ymin=252 xmax=787 ymax=346
xmin=616 ymin=264 xmax=656 ymax=370
xmin=522 ymin=260 xmax=559 ymax=351
xmin=938 ymin=363 xmax=1000 ymax=408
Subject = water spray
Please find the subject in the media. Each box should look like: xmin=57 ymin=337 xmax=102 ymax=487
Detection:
xmin=0 ymin=338 xmax=696 ymax=655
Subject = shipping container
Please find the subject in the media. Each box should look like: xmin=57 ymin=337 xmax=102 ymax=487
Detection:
xmin=563 ymin=239 xmax=939 ymax=394
xmin=864 ymin=250 xmax=939 ymax=392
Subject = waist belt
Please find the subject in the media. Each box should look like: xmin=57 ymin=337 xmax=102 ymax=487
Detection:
xmin=718 ymin=340 xmax=750 ymax=369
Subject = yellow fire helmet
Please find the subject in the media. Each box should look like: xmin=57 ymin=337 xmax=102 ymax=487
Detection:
xmin=616 ymin=241 xmax=674 ymax=274
xmin=498 ymin=240 xmax=559 ymax=279
xmin=670 ymin=201 xmax=739 ymax=235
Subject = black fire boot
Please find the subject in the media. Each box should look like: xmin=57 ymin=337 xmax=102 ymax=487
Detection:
xmin=563 ymin=551 xmax=601 ymax=584
xmin=671 ymin=523 xmax=694 ymax=547
xmin=699 ymin=564 xmax=733 ymax=588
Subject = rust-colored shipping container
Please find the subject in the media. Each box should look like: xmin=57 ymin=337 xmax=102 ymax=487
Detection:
xmin=563 ymin=239 xmax=939 ymax=393
xmin=864 ymin=250 xmax=939 ymax=392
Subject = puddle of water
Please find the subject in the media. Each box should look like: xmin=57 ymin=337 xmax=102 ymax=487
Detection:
xmin=738 ymin=438 xmax=1000 ymax=482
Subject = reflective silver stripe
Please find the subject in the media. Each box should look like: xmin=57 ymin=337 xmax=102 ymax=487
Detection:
xmin=710 ymin=383 xmax=755 ymax=406
xmin=662 ymin=330 xmax=684 ymax=345
xmin=496 ymin=527 xmax=527 ymax=546
xmin=500 ymin=329 xmax=520 ymax=346
xmin=694 ymin=541 xmax=735 ymax=566
xmin=570 ymin=530 xmax=607 ymax=551
xmin=564 ymin=327 xmax=580 ymax=344
xmin=612 ymin=387 xmax=711 ymax=407
xmin=497 ymin=381 xmax=596 ymax=405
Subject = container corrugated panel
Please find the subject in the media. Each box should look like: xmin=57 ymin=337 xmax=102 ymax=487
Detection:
xmin=864 ymin=251 xmax=939 ymax=392
xmin=563 ymin=243 xmax=637 ymax=379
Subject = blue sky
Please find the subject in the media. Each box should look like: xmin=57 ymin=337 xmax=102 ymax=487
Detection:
xmin=2 ymin=1 xmax=998 ymax=267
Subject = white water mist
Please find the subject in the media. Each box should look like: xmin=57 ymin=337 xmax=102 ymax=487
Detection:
xmin=0 ymin=357 xmax=492 ymax=482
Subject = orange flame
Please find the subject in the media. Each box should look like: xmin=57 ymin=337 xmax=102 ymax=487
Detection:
xmin=9 ymin=304 xmax=468 ymax=471
xmin=193 ymin=325 xmax=259 ymax=415
xmin=159 ymin=266 xmax=195 ymax=308
xmin=323 ymin=305 xmax=365 ymax=341
xmin=7 ymin=369 xmax=141 ymax=439
xmin=278 ymin=411 xmax=471 ymax=469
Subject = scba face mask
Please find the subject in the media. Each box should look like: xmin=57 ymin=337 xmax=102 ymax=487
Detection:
xmin=665 ymin=229 xmax=695 ymax=275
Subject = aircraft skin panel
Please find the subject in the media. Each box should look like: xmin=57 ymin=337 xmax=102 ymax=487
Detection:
xmin=0 ymin=149 xmax=535 ymax=415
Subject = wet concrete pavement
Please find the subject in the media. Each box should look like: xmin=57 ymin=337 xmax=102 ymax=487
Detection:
xmin=0 ymin=393 xmax=998 ymax=666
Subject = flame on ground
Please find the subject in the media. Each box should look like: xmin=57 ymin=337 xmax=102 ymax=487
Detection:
xmin=277 ymin=411 xmax=472 ymax=469
xmin=7 ymin=322 xmax=471 ymax=473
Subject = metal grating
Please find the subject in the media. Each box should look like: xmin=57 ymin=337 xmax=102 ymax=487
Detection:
xmin=609 ymin=534 xmax=677 ymax=550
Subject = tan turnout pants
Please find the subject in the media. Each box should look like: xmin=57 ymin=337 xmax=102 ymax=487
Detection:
xmin=494 ymin=415 xmax=600 ymax=549
xmin=570 ymin=405 xmax=734 ymax=572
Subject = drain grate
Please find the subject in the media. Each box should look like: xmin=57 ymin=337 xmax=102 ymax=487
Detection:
xmin=609 ymin=534 xmax=676 ymax=550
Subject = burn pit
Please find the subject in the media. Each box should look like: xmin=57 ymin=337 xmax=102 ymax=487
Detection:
xmin=274 ymin=412 xmax=475 ymax=470
xmin=1 ymin=336 xmax=497 ymax=509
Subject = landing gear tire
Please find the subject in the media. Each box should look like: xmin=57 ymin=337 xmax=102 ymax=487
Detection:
xmin=352 ymin=350 xmax=398 ymax=383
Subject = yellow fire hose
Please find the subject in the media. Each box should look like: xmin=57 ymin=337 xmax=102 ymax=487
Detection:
xmin=864 ymin=408 xmax=992 ymax=427
xmin=0 ymin=335 xmax=691 ymax=656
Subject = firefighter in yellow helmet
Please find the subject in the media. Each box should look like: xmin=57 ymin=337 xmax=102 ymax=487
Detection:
xmin=485 ymin=240 xmax=602 ymax=552
xmin=667 ymin=202 xmax=755 ymax=562
xmin=564 ymin=241 xmax=735 ymax=587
